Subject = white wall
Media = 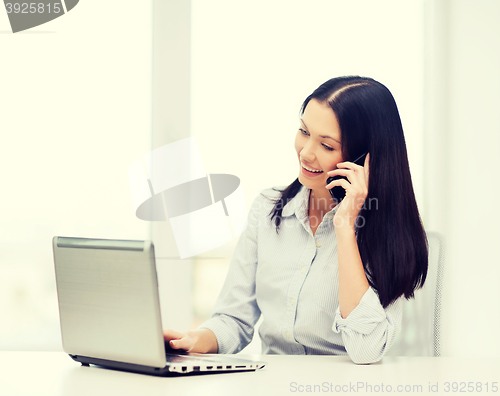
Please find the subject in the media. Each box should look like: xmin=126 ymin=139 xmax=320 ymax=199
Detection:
xmin=190 ymin=0 xmax=426 ymax=353
xmin=191 ymin=0 xmax=425 ymax=258
xmin=427 ymin=0 xmax=500 ymax=357
xmin=150 ymin=0 xmax=194 ymax=332
xmin=0 ymin=1 xmax=152 ymax=350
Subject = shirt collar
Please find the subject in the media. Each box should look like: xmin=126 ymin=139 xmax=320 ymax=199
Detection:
xmin=282 ymin=184 xmax=341 ymax=219
xmin=282 ymin=184 xmax=310 ymax=218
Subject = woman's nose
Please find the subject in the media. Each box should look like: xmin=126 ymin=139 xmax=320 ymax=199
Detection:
xmin=300 ymin=142 xmax=316 ymax=161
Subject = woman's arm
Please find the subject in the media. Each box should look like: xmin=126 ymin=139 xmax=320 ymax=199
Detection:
xmin=328 ymin=154 xmax=402 ymax=364
xmin=332 ymin=288 xmax=403 ymax=364
xmin=328 ymin=154 xmax=371 ymax=317
xmin=331 ymin=215 xmax=402 ymax=365
xmin=164 ymin=191 xmax=264 ymax=354
xmin=331 ymin=223 xmax=403 ymax=364
xmin=335 ymin=224 xmax=369 ymax=318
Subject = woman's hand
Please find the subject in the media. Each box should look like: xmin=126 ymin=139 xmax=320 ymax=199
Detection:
xmin=326 ymin=153 xmax=370 ymax=230
xmin=163 ymin=329 xmax=196 ymax=352
xmin=163 ymin=328 xmax=218 ymax=354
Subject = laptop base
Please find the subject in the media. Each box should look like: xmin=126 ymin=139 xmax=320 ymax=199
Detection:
xmin=69 ymin=354 xmax=260 ymax=377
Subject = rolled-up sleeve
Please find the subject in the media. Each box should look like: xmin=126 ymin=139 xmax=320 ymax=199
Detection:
xmin=197 ymin=194 xmax=262 ymax=354
xmin=332 ymin=286 xmax=402 ymax=364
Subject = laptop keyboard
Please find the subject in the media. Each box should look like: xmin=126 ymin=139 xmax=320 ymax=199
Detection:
xmin=164 ymin=344 xmax=221 ymax=363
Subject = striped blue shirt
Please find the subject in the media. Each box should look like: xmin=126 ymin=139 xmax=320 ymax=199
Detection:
xmin=199 ymin=184 xmax=402 ymax=364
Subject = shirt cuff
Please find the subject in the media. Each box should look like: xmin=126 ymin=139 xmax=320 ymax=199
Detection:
xmin=332 ymin=286 xmax=387 ymax=335
xmin=197 ymin=315 xmax=247 ymax=354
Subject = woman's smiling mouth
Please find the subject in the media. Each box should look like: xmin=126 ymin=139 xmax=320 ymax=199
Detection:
xmin=301 ymin=162 xmax=323 ymax=173
xmin=301 ymin=163 xmax=324 ymax=177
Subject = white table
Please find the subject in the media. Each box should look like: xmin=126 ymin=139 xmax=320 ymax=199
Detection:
xmin=0 ymin=352 xmax=499 ymax=396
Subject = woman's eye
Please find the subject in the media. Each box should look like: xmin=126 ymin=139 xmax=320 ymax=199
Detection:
xmin=300 ymin=129 xmax=334 ymax=151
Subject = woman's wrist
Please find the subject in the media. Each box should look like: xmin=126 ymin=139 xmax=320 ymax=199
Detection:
xmin=188 ymin=328 xmax=218 ymax=354
xmin=332 ymin=207 xmax=361 ymax=231
xmin=185 ymin=330 xmax=200 ymax=352
xmin=334 ymin=221 xmax=356 ymax=235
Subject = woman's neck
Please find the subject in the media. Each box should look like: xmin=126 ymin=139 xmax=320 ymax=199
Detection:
xmin=308 ymin=188 xmax=336 ymax=214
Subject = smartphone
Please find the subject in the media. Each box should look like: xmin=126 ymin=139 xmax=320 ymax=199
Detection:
xmin=327 ymin=152 xmax=368 ymax=203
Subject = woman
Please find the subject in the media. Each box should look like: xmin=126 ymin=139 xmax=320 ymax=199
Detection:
xmin=163 ymin=76 xmax=428 ymax=364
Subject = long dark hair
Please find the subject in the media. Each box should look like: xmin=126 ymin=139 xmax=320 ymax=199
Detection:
xmin=266 ymin=76 xmax=428 ymax=308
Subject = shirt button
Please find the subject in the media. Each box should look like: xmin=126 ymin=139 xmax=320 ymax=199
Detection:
xmin=289 ymin=298 xmax=295 ymax=305
xmin=316 ymin=241 xmax=322 ymax=248
xmin=285 ymin=332 xmax=291 ymax=338
xmin=329 ymin=213 xmax=334 ymax=219
xmin=301 ymin=267 xmax=307 ymax=274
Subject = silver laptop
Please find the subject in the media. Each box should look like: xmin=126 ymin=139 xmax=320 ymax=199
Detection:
xmin=52 ymin=236 xmax=266 ymax=376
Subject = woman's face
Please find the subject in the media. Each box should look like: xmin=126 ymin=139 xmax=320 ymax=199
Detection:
xmin=294 ymin=98 xmax=344 ymax=201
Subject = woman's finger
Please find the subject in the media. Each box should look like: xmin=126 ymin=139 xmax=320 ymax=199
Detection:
xmin=169 ymin=336 xmax=194 ymax=352
xmin=327 ymin=168 xmax=357 ymax=179
xmin=326 ymin=171 xmax=360 ymax=192
xmin=336 ymin=161 xmax=363 ymax=171
xmin=327 ymin=168 xmax=349 ymax=176
xmin=327 ymin=169 xmax=361 ymax=188
xmin=327 ymin=173 xmax=367 ymax=199
xmin=326 ymin=177 xmax=352 ymax=191
xmin=169 ymin=338 xmax=188 ymax=349
xmin=163 ymin=328 xmax=187 ymax=341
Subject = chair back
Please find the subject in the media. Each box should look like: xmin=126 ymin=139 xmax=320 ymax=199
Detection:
xmin=386 ymin=231 xmax=445 ymax=357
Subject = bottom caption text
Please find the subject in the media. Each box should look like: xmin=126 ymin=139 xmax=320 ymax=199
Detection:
xmin=290 ymin=382 xmax=499 ymax=393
